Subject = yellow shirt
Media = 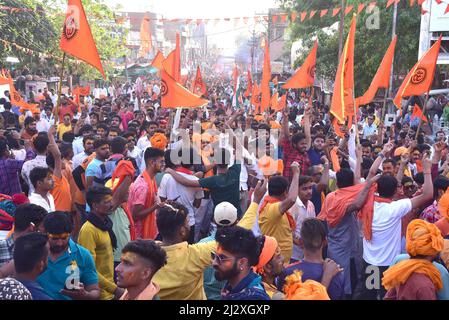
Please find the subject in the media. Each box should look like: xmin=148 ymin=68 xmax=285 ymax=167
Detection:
xmin=57 ymin=123 xmax=72 ymax=141
xmin=78 ymin=221 xmax=116 ymax=300
xmin=152 ymin=202 xmax=258 ymax=300
xmin=259 ymin=202 xmax=293 ymax=264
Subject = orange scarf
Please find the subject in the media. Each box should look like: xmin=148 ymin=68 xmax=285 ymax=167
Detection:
xmin=259 ymin=196 xmax=296 ymax=231
xmin=358 ymin=191 xmax=392 ymax=242
xmin=382 ymin=259 xmax=442 ymax=291
xmin=141 ymin=171 xmax=158 ymax=240
xmin=283 ymin=270 xmax=330 ymax=300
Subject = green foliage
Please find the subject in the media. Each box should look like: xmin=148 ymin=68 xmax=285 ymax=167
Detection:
xmin=278 ymin=0 xmax=421 ymax=96
xmin=0 ymin=0 xmax=128 ymax=81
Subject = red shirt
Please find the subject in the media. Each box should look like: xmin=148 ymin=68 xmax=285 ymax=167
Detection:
xmin=384 ymin=273 xmax=437 ymax=300
xmin=281 ymin=137 xmax=311 ymax=181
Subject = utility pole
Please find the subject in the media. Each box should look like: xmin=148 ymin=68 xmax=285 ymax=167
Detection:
xmin=338 ymin=0 xmax=346 ymax=59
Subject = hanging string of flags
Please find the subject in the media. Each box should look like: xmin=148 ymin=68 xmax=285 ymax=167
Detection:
xmin=0 ymin=0 xmax=445 ymax=27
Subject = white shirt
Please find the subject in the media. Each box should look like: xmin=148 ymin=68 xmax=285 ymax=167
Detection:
xmin=11 ymin=149 xmax=26 ymax=161
xmin=291 ymin=197 xmax=316 ymax=260
xmin=362 ymin=198 xmax=412 ymax=266
xmin=127 ymin=146 xmax=143 ymax=172
xmin=21 ymin=155 xmax=48 ymax=195
xmin=29 ymin=192 xmax=55 ymax=213
xmin=72 ymin=137 xmax=85 ymax=156
xmin=157 ymin=172 xmax=204 ymax=226
xmin=72 ymin=151 xmax=89 ymax=170
xmin=36 ymin=118 xmax=50 ymax=133
xmin=41 ymin=113 xmax=55 ymax=126
xmin=137 ymin=135 xmax=151 ymax=152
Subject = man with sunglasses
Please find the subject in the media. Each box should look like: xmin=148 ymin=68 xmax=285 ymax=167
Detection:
xmin=37 ymin=212 xmax=100 ymax=300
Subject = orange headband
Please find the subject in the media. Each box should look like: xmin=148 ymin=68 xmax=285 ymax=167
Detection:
xmin=254 ymin=236 xmax=278 ymax=274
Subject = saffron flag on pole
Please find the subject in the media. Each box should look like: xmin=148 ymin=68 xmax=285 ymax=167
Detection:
xmin=411 ymin=104 xmax=428 ymax=122
xmin=283 ymin=40 xmax=318 ymax=89
xmin=162 ymin=33 xmax=181 ymax=82
xmin=393 ymin=35 xmax=442 ymax=109
xmin=160 ymin=69 xmax=208 ymax=108
xmin=244 ymin=69 xmax=252 ymax=98
xmin=355 ymin=35 xmax=397 ymax=107
xmin=60 ymin=0 xmax=105 ymax=78
xmin=151 ymin=51 xmax=165 ymax=69
xmin=261 ymin=37 xmax=271 ymax=112
xmin=251 ymin=83 xmax=261 ymax=112
xmin=193 ymin=66 xmax=207 ymax=96
xmin=139 ymin=13 xmax=152 ymax=58
xmin=330 ymin=15 xmax=357 ymax=123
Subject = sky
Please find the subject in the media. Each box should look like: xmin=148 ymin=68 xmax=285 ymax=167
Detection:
xmin=105 ymin=0 xmax=278 ymax=52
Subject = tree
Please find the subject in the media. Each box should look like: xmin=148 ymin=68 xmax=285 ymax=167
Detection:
xmin=278 ymin=0 xmax=421 ymax=96
xmin=0 ymin=0 xmax=129 ymax=81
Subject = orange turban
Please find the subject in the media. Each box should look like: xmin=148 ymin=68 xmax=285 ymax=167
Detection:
xmin=150 ymin=133 xmax=168 ymax=150
xmin=382 ymin=219 xmax=444 ymax=291
xmin=406 ymin=219 xmax=444 ymax=257
xmin=438 ymin=188 xmax=449 ymax=220
xmin=283 ymin=271 xmax=330 ymax=300
xmin=254 ymin=236 xmax=278 ymax=274
xmin=254 ymin=114 xmax=264 ymax=122
xmin=258 ymin=155 xmax=283 ymax=177
xmin=110 ymin=160 xmax=135 ymax=192
xmin=270 ymin=121 xmax=282 ymax=129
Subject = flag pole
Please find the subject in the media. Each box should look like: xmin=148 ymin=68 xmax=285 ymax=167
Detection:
xmin=55 ymin=52 xmax=66 ymax=121
xmin=378 ymin=89 xmax=389 ymax=144
xmin=415 ymin=90 xmax=431 ymax=140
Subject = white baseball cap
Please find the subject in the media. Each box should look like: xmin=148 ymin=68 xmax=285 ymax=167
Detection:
xmin=214 ymin=202 xmax=238 ymax=227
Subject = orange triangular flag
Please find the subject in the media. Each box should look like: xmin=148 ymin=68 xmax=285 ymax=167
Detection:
xmin=279 ymin=94 xmax=287 ymax=109
xmin=162 ymin=33 xmax=181 ymax=82
xmin=330 ymin=15 xmax=356 ymax=123
xmin=300 ymin=11 xmax=307 ymax=22
xmin=244 ymin=69 xmax=252 ymax=98
xmin=357 ymin=3 xmax=366 ymax=13
xmin=251 ymin=83 xmax=261 ymax=111
xmin=345 ymin=5 xmax=354 ymax=15
xmin=160 ymin=70 xmax=208 ymax=108
xmin=151 ymin=50 xmax=165 ymax=69
xmin=60 ymin=0 xmax=105 ymax=78
xmin=386 ymin=0 xmax=395 ymax=8
xmin=0 ymin=70 xmax=9 ymax=85
xmin=270 ymin=92 xmax=279 ymax=110
xmin=310 ymin=10 xmax=317 ymax=18
xmin=193 ymin=66 xmax=207 ymax=96
xmin=332 ymin=7 xmax=341 ymax=16
xmin=320 ymin=9 xmax=329 ymax=17
xmin=139 ymin=13 xmax=152 ymax=58
xmin=332 ymin=118 xmax=345 ymax=138
xmin=291 ymin=12 xmax=297 ymax=22
xmin=261 ymin=38 xmax=271 ymax=112
xmin=411 ymin=104 xmax=428 ymax=122
xmin=356 ymin=36 xmax=397 ymax=107
xmin=283 ymin=40 xmax=317 ymax=89
xmin=393 ymin=36 xmax=442 ymax=109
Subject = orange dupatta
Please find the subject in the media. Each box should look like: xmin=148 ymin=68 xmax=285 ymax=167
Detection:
xmin=141 ymin=171 xmax=158 ymax=240
xmin=259 ymin=196 xmax=296 ymax=231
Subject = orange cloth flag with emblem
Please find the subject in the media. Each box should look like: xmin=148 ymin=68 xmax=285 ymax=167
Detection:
xmin=151 ymin=50 xmax=165 ymax=69
xmin=139 ymin=13 xmax=152 ymax=58
xmin=411 ymin=104 xmax=428 ymax=123
xmin=160 ymin=69 xmax=208 ymax=108
xmin=0 ymin=70 xmax=9 ymax=85
xmin=261 ymin=37 xmax=271 ymax=112
xmin=393 ymin=35 xmax=442 ymax=109
xmin=60 ymin=0 xmax=105 ymax=79
xmin=382 ymin=219 xmax=443 ymax=291
xmin=72 ymin=86 xmax=90 ymax=103
xmin=2 ymin=70 xmax=38 ymax=111
xmin=356 ymin=36 xmax=397 ymax=107
xmin=330 ymin=15 xmax=356 ymax=123
xmin=192 ymin=66 xmax=207 ymax=96
xmin=244 ymin=69 xmax=252 ymax=98
xmin=162 ymin=33 xmax=181 ymax=82
xmin=283 ymin=40 xmax=318 ymax=89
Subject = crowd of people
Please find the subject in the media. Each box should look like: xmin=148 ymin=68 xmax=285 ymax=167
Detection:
xmin=0 ymin=73 xmax=448 ymax=301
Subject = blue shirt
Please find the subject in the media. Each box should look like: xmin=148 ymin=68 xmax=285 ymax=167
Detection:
xmin=307 ymin=148 xmax=323 ymax=166
xmin=222 ymin=271 xmax=270 ymax=300
xmin=392 ymin=254 xmax=449 ymax=300
xmin=37 ymin=239 xmax=98 ymax=300
xmin=18 ymin=279 xmax=53 ymax=300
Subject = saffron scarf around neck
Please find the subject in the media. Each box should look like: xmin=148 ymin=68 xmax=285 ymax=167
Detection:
xmin=382 ymin=258 xmax=442 ymax=291
xmin=141 ymin=170 xmax=158 ymax=240
xmin=259 ymin=196 xmax=296 ymax=231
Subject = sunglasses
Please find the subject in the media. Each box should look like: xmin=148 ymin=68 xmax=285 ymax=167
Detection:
xmin=211 ymin=251 xmax=236 ymax=265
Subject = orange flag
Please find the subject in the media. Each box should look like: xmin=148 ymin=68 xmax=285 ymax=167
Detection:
xmin=283 ymin=40 xmax=318 ymax=89
xmin=411 ymin=104 xmax=428 ymax=122
xmin=251 ymin=83 xmax=261 ymax=112
xmin=393 ymin=36 xmax=442 ymax=109
xmin=0 ymin=70 xmax=9 ymax=85
xmin=193 ymin=66 xmax=207 ymax=96
xmin=356 ymin=36 xmax=397 ymax=107
xmin=60 ymin=0 xmax=105 ymax=78
xmin=244 ymin=69 xmax=252 ymax=98
xmin=332 ymin=118 xmax=345 ymax=138
xmin=162 ymin=33 xmax=181 ymax=82
xmin=160 ymin=69 xmax=208 ymax=108
xmin=3 ymin=70 xmax=37 ymax=110
xmin=330 ymin=15 xmax=356 ymax=123
xmin=279 ymin=94 xmax=287 ymax=110
xmin=151 ymin=51 xmax=165 ymax=70
xmin=270 ymin=92 xmax=279 ymax=110
xmin=139 ymin=13 xmax=152 ymax=58
xmin=261 ymin=37 xmax=271 ymax=112
xmin=232 ymin=65 xmax=239 ymax=93
xmin=272 ymin=76 xmax=278 ymax=86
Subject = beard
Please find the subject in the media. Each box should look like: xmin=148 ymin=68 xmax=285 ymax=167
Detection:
xmin=214 ymin=261 xmax=240 ymax=282
xmin=50 ymin=244 xmax=68 ymax=254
